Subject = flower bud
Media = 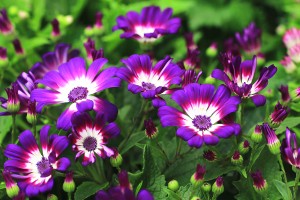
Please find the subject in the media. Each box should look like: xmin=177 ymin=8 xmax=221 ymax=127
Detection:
xmin=2 ymin=169 xmax=19 ymax=198
xmin=231 ymin=151 xmax=243 ymax=165
xmin=0 ymin=9 xmax=14 ymax=35
xmin=190 ymin=164 xmax=206 ymax=187
xmin=110 ymin=148 xmax=123 ymax=168
xmin=191 ymin=197 xmax=201 ymax=200
xmin=84 ymin=26 xmax=94 ymax=37
xmin=201 ymin=182 xmax=211 ymax=192
xmin=26 ymin=100 xmax=37 ymax=124
xmin=0 ymin=46 xmax=8 ymax=68
xmin=167 ymin=180 xmax=179 ymax=192
xmin=212 ymin=176 xmax=224 ymax=196
xmin=63 ymin=171 xmax=75 ymax=193
xmin=47 ymin=194 xmax=58 ymax=200
xmin=84 ymin=38 xmax=95 ymax=60
xmin=251 ymin=170 xmax=268 ymax=194
xmin=5 ymin=83 xmax=20 ymax=114
xmin=12 ymin=39 xmax=24 ymax=55
xmin=279 ymin=85 xmax=291 ymax=104
xmin=144 ymin=118 xmax=158 ymax=139
xmin=280 ymin=56 xmax=296 ymax=74
xmin=261 ymin=123 xmax=281 ymax=155
xmin=206 ymin=42 xmax=218 ymax=57
xmin=238 ymin=140 xmax=250 ymax=154
xmin=269 ymin=102 xmax=289 ymax=127
xmin=51 ymin=18 xmax=60 ymax=37
xmin=251 ymin=125 xmax=262 ymax=143
xmin=203 ymin=150 xmax=217 ymax=162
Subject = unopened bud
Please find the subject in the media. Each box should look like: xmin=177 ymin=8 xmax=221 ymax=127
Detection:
xmin=168 ymin=180 xmax=179 ymax=192
xmin=63 ymin=171 xmax=75 ymax=193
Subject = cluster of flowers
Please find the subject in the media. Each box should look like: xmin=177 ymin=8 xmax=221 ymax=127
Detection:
xmin=1 ymin=4 xmax=300 ymax=200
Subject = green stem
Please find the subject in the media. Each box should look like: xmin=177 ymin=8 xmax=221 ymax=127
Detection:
xmin=277 ymin=155 xmax=292 ymax=200
xmin=11 ymin=115 xmax=16 ymax=144
xmin=293 ymin=170 xmax=300 ymax=200
xmin=175 ymin=138 xmax=182 ymax=158
xmin=33 ymin=121 xmax=37 ymax=139
xmin=95 ymin=158 xmax=106 ymax=184
xmin=68 ymin=192 xmax=72 ymax=200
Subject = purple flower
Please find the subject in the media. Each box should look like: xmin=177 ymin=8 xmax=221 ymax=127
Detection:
xmin=12 ymin=39 xmax=24 ymax=55
xmin=51 ymin=18 xmax=60 ymax=37
xmin=184 ymin=33 xmax=197 ymax=51
xmin=158 ymin=83 xmax=241 ymax=148
xmin=84 ymin=38 xmax=104 ymax=61
xmin=96 ymin=170 xmax=154 ymax=200
xmin=212 ymin=55 xmax=277 ymax=107
xmin=4 ymin=83 xmax=20 ymax=114
xmin=117 ymin=54 xmax=184 ymax=107
xmin=223 ymin=37 xmax=240 ymax=56
xmin=181 ymin=70 xmax=202 ymax=87
xmin=112 ymin=6 xmax=181 ymax=43
xmin=94 ymin=12 xmax=103 ymax=29
xmin=4 ymin=125 xmax=70 ymax=197
xmin=180 ymin=49 xmax=201 ymax=70
xmin=235 ymin=22 xmax=261 ymax=55
xmin=144 ymin=118 xmax=158 ymax=139
xmin=69 ymin=112 xmax=120 ymax=166
xmin=283 ymin=28 xmax=300 ymax=49
xmin=281 ymin=128 xmax=300 ymax=168
xmin=279 ymin=85 xmax=291 ymax=103
xmin=30 ymin=43 xmax=80 ymax=79
xmin=269 ymin=102 xmax=289 ymax=126
xmin=30 ymin=57 xmax=121 ymax=130
xmin=0 ymin=9 xmax=13 ymax=34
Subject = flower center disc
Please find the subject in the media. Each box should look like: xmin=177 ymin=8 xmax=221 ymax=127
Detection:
xmin=68 ymin=87 xmax=88 ymax=102
xmin=83 ymin=136 xmax=97 ymax=151
xmin=36 ymin=157 xmax=51 ymax=176
xmin=142 ymin=82 xmax=156 ymax=90
xmin=192 ymin=115 xmax=212 ymax=131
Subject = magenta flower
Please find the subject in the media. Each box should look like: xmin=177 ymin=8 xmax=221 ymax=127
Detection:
xmin=30 ymin=57 xmax=121 ymax=130
xmin=181 ymin=70 xmax=202 ymax=88
xmin=69 ymin=112 xmax=120 ymax=165
xmin=51 ymin=18 xmax=60 ymax=37
xmin=117 ymin=54 xmax=184 ymax=107
xmin=250 ymin=170 xmax=268 ymax=193
xmin=0 ymin=46 xmax=7 ymax=60
xmin=12 ymin=39 xmax=24 ymax=55
xmin=84 ymin=38 xmax=104 ymax=61
xmin=112 ymin=6 xmax=181 ymax=42
xmin=269 ymin=102 xmax=289 ymax=126
xmin=261 ymin=123 xmax=281 ymax=154
xmin=158 ymin=83 xmax=241 ymax=148
xmin=4 ymin=125 xmax=70 ymax=197
xmin=280 ymin=56 xmax=296 ymax=73
xmin=30 ymin=43 xmax=79 ymax=79
xmin=212 ymin=55 xmax=277 ymax=106
xmin=235 ymin=22 xmax=261 ymax=55
xmin=283 ymin=28 xmax=300 ymax=49
xmin=96 ymin=170 xmax=154 ymax=200
xmin=281 ymin=128 xmax=300 ymax=168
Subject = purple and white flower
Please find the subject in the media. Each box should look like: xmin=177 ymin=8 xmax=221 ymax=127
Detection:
xmin=4 ymin=125 xmax=70 ymax=197
xmin=0 ymin=9 xmax=13 ymax=34
xmin=117 ymin=54 xmax=184 ymax=107
xmin=158 ymin=83 xmax=241 ymax=148
xmin=112 ymin=6 xmax=181 ymax=43
xmin=212 ymin=55 xmax=277 ymax=106
xmin=30 ymin=43 xmax=79 ymax=79
xmin=281 ymin=128 xmax=300 ymax=168
xmin=30 ymin=57 xmax=121 ymax=130
xmin=70 ymin=112 xmax=120 ymax=166
xmin=283 ymin=28 xmax=300 ymax=49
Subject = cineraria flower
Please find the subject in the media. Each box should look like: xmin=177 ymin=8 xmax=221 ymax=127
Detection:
xmin=158 ymin=83 xmax=241 ymax=148
xmin=184 ymin=33 xmax=198 ymax=51
xmin=144 ymin=118 xmax=158 ymax=139
xmin=31 ymin=57 xmax=121 ymax=130
xmin=261 ymin=123 xmax=280 ymax=155
xmin=179 ymin=48 xmax=201 ymax=70
xmin=0 ymin=9 xmax=13 ymax=34
xmin=212 ymin=55 xmax=277 ymax=107
xmin=0 ymin=46 xmax=7 ymax=60
xmin=12 ymin=39 xmax=24 ymax=55
xmin=212 ymin=176 xmax=224 ymax=196
xmin=235 ymin=22 xmax=262 ymax=55
xmin=30 ymin=43 xmax=79 ymax=79
xmin=279 ymin=85 xmax=291 ymax=103
xmin=84 ymin=38 xmax=104 ymax=61
xmin=203 ymin=150 xmax=217 ymax=161
xmin=250 ymin=170 xmax=268 ymax=194
xmin=70 ymin=112 xmax=120 ymax=166
xmin=283 ymin=28 xmax=300 ymax=49
xmin=281 ymin=128 xmax=300 ymax=168
xmin=288 ymin=44 xmax=300 ymax=63
xmin=181 ymin=70 xmax=202 ymax=88
xmin=96 ymin=170 xmax=154 ymax=200
xmin=117 ymin=54 xmax=184 ymax=107
xmin=2 ymin=169 xmax=19 ymax=198
xmin=112 ymin=6 xmax=181 ymax=43
xmin=4 ymin=125 xmax=70 ymax=197
xmin=280 ymin=56 xmax=296 ymax=73
xmin=223 ymin=37 xmax=241 ymax=56
xmin=51 ymin=18 xmax=60 ymax=37
xmin=190 ymin=164 xmax=206 ymax=186
xmin=269 ymin=102 xmax=289 ymax=126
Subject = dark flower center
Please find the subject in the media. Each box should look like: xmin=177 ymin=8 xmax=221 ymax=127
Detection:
xmin=37 ymin=157 xmax=51 ymax=175
xmin=142 ymin=82 xmax=156 ymax=90
xmin=192 ymin=115 xmax=212 ymax=131
xmin=68 ymin=87 xmax=88 ymax=102
xmin=83 ymin=136 xmax=97 ymax=151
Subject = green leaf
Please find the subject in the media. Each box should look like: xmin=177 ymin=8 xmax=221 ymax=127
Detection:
xmin=29 ymin=0 xmax=45 ymax=31
xmin=276 ymin=117 xmax=300 ymax=134
xmin=274 ymin=180 xmax=290 ymax=200
xmin=177 ymin=184 xmax=199 ymax=200
xmin=74 ymin=181 xmax=108 ymax=200
xmin=163 ymin=187 xmax=181 ymax=200
xmin=0 ymin=114 xmax=12 ymax=145
xmin=120 ymin=131 xmax=145 ymax=154
xmin=248 ymin=145 xmax=265 ymax=171
xmin=0 ymin=182 xmax=5 ymax=190
xmin=136 ymin=145 xmax=167 ymax=199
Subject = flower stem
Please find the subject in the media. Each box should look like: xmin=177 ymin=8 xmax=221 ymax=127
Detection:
xmin=11 ymin=115 xmax=16 ymax=143
xmin=277 ymin=155 xmax=292 ymax=200
xmin=68 ymin=192 xmax=72 ymax=200
xmin=175 ymin=138 xmax=182 ymax=158
xmin=293 ymin=170 xmax=300 ymax=200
